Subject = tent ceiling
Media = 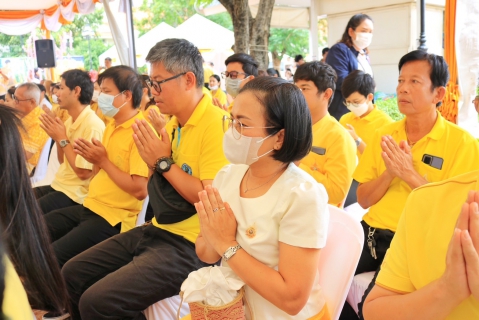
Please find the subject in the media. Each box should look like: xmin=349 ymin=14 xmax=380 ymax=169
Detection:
xmin=0 ymin=0 xmax=58 ymax=10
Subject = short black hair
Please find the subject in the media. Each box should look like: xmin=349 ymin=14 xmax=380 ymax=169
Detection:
xmin=398 ymin=50 xmax=449 ymax=90
xmin=266 ymin=68 xmax=281 ymax=78
xmin=36 ymin=84 xmax=46 ymax=92
xmin=210 ymin=74 xmax=221 ymax=83
xmin=61 ymin=69 xmax=94 ymax=104
xmin=341 ymin=70 xmax=375 ymax=99
xmin=294 ymin=61 xmax=337 ymax=104
xmin=322 ymin=47 xmax=329 ymax=55
xmin=225 ymin=53 xmax=259 ymax=77
xmin=98 ymin=66 xmax=142 ymax=109
xmin=239 ymin=77 xmax=312 ymax=163
xmin=294 ymin=55 xmax=304 ymax=63
xmin=105 ymin=57 xmax=112 ymax=62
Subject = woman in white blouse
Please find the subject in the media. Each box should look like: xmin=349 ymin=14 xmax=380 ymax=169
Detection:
xmin=195 ymin=77 xmax=330 ymax=319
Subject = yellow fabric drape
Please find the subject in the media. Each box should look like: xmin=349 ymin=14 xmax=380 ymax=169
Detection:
xmin=439 ymin=0 xmax=459 ymax=124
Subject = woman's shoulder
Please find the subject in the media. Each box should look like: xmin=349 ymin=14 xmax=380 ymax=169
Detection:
xmin=213 ymin=164 xmax=248 ymax=186
xmin=283 ymin=164 xmax=328 ymax=197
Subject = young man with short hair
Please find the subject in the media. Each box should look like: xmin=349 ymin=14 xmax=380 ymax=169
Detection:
xmin=61 ymin=38 xmax=229 ymax=319
xmin=35 ymin=69 xmax=105 ymax=214
xmin=294 ymin=61 xmax=357 ymax=207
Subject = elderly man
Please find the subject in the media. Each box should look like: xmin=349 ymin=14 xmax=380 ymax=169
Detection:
xmin=13 ymin=83 xmax=50 ymax=174
xmin=62 ymin=38 xmax=229 ymax=319
xmin=341 ymin=50 xmax=479 ymax=320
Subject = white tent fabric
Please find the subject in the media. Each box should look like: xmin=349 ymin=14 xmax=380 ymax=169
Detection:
xmin=102 ymin=0 xmax=129 ymax=65
xmin=135 ymin=22 xmax=176 ymax=59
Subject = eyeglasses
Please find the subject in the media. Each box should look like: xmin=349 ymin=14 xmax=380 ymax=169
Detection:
xmin=13 ymin=96 xmax=32 ymax=104
xmin=343 ymin=99 xmax=367 ymax=108
xmin=221 ymin=71 xmax=248 ymax=79
xmin=222 ymin=115 xmax=275 ymax=140
xmin=145 ymin=73 xmax=186 ymax=93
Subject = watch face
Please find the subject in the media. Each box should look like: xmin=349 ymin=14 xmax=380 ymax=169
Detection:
xmin=159 ymin=160 xmax=168 ymax=170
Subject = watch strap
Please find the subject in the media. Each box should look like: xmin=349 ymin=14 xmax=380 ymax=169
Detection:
xmin=222 ymin=244 xmax=242 ymax=261
xmin=59 ymin=139 xmax=70 ymax=148
xmin=355 ymin=137 xmax=362 ymax=147
xmin=154 ymin=156 xmax=174 ymax=174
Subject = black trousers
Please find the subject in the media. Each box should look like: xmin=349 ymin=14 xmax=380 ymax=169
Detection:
xmin=339 ymin=220 xmax=395 ymax=320
xmin=34 ymin=185 xmax=78 ymax=214
xmin=62 ymin=224 xmax=211 ymax=320
xmin=44 ymin=205 xmax=120 ymax=268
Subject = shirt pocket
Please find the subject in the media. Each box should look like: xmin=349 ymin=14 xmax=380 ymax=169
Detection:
xmin=113 ymin=150 xmax=131 ymax=173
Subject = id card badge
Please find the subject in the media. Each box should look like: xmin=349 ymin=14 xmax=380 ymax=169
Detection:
xmin=312 ymin=146 xmax=326 ymax=155
xmin=422 ymin=154 xmax=443 ymax=170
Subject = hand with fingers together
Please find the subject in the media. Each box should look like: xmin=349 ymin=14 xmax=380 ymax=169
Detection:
xmin=460 ymin=190 xmax=479 ymax=301
xmin=380 ymin=135 xmax=414 ymax=180
xmin=132 ymin=119 xmax=170 ymax=168
xmin=39 ymin=108 xmax=67 ymax=142
xmin=195 ymin=185 xmax=237 ymax=255
xmin=148 ymin=108 xmax=167 ymax=135
xmin=73 ymin=138 xmax=107 ymax=166
xmin=346 ymin=124 xmax=359 ymax=141
xmin=212 ymin=97 xmax=227 ymax=111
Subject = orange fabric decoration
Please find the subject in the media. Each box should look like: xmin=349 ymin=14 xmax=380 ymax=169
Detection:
xmin=440 ymin=0 xmax=459 ymax=124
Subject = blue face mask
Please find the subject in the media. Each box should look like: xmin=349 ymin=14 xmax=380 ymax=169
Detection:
xmin=98 ymin=91 xmax=126 ymax=118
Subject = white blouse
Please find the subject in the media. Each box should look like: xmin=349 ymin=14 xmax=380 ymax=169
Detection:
xmin=357 ymin=51 xmax=373 ymax=76
xmin=213 ymin=163 xmax=329 ymax=319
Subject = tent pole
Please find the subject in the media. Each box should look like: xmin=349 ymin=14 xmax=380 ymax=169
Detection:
xmin=125 ymin=0 xmax=137 ymax=69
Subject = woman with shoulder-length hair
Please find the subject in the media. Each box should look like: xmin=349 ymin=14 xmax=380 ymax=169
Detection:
xmin=0 ymin=104 xmax=70 ymax=317
xmin=325 ymin=13 xmax=374 ymax=121
xmin=195 ymin=77 xmax=331 ymax=319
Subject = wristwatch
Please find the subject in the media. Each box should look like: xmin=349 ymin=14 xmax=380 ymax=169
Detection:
xmin=154 ymin=156 xmax=174 ymax=174
xmin=223 ymin=244 xmax=242 ymax=261
xmin=355 ymin=137 xmax=362 ymax=147
xmin=59 ymin=139 xmax=70 ymax=148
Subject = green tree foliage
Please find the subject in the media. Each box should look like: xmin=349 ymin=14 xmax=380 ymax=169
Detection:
xmin=0 ymin=34 xmax=27 ymax=58
xmin=269 ymin=28 xmax=309 ymax=68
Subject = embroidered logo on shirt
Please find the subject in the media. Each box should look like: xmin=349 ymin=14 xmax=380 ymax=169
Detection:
xmin=246 ymin=225 xmax=256 ymax=238
xmin=181 ymin=163 xmax=192 ymax=175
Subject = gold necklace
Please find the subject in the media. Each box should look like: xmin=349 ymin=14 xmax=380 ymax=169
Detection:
xmin=405 ymin=124 xmax=418 ymax=147
xmin=244 ymin=169 xmax=282 ymax=193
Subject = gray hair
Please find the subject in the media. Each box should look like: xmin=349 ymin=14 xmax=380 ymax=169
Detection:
xmin=16 ymin=82 xmax=41 ymax=105
xmin=146 ymin=38 xmax=204 ymax=89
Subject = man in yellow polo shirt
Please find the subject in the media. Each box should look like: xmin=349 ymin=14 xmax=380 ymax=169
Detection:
xmin=363 ymin=172 xmax=479 ymax=319
xmin=339 ymin=70 xmax=394 ymax=207
xmin=43 ymin=66 xmax=149 ymax=269
xmin=294 ymin=61 xmax=357 ymax=207
xmin=62 ymin=39 xmax=229 ymax=319
xmin=341 ymin=50 xmax=479 ymax=320
xmin=35 ymin=69 xmax=105 ymax=214
xmin=12 ymin=83 xmax=50 ymax=174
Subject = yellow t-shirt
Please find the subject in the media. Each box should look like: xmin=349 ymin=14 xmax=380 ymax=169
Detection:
xmin=2 ymin=256 xmax=33 ymax=319
xmin=202 ymin=87 xmax=212 ymax=101
xmin=152 ymin=95 xmax=229 ymax=242
xmin=20 ymin=106 xmax=50 ymax=174
xmin=51 ymin=106 xmax=105 ymax=204
xmin=354 ymin=111 xmax=479 ymax=231
xmin=90 ymin=101 xmax=113 ymax=126
xmin=203 ymin=67 xmax=214 ymax=84
xmin=299 ymin=113 xmax=357 ymax=206
xmin=212 ymin=88 xmax=228 ymax=106
xmin=339 ymin=105 xmax=394 ymax=159
xmin=83 ymin=111 xmax=149 ymax=232
xmin=52 ymin=103 xmax=71 ymax=123
xmin=376 ymin=170 xmax=479 ymax=319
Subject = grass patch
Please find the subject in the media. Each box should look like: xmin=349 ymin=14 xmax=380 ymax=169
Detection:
xmin=375 ymin=97 xmax=404 ymax=121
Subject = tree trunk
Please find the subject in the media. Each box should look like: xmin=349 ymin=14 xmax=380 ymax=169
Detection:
xmin=219 ymin=0 xmax=249 ymax=53
xmin=249 ymin=0 xmax=275 ymax=69
xmin=271 ymin=51 xmax=282 ymax=70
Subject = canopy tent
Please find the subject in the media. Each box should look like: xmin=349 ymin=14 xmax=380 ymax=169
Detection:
xmin=0 ymin=0 xmax=99 ymax=35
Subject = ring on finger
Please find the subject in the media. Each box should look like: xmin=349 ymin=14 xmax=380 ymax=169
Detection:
xmin=212 ymin=208 xmax=219 ymax=213
xmin=220 ymin=207 xmax=226 ymax=211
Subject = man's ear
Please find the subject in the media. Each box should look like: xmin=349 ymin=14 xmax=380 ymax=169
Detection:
xmin=122 ymin=90 xmax=133 ymax=105
xmin=74 ymin=86 xmax=82 ymax=99
xmin=323 ymin=88 xmax=334 ymax=101
xmin=240 ymin=75 xmax=255 ymax=89
xmin=184 ymin=71 xmax=197 ymax=90
xmin=434 ymin=86 xmax=446 ymax=105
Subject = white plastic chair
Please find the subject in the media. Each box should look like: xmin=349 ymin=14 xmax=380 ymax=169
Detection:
xmin=318 ymin=205 xmax=364 ymax=320
xmin=346 ymin=271 xmax=375 ymax=314
xmin=136 ymin=196 xmax=150 ymax=226
xmin=344 ymin=202 xmax=368 ymax=222
xmin=32 ymin=142 xmax=61 ymax=188
xmin=30 ymin=138 xmax=52 ymax=185
xmin=143 ymin=295 xmax=189 ymax=320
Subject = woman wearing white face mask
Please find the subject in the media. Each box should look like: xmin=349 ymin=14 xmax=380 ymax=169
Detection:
xmin=194 ymin=77 xmax=331 ymax=319
xmin=209 ymin=74 xmax=227 ymax=106
xmin=325 ymin=13 xmax=374 ymax=121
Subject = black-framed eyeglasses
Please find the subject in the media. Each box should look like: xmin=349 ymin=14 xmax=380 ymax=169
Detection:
xmin=13 ymin=96 xmax=33 ymax=104
xmin=145 ymin=72 xmax=186 ymax=93
xmin=221 ymin=71 xmax=247 ymax=80
xmin=222 ymin=115 xmax=275 ymax=140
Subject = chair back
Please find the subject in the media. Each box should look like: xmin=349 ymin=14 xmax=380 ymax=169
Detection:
xmin=32 ymin=142 xmax=61 ymax=188
xmin=318 ymin=205 xmax=364 ymax=320
xmin=30 ymin=138 xmax=52 ymax=185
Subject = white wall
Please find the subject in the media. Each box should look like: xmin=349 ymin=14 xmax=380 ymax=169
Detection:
xmin=315 ymin=0 xmax=445 ymax=94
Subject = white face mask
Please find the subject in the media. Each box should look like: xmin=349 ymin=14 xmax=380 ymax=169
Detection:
xmin=92 ymin=90 xmax=100 ymax=102
xmin=225 ymin=76 xmax=249 ymax=98
xmin=353 ymin=32 xmax=373 ymax=50
xmin=346 ymin=101 xmax=370 ymax=117
xmin=52 ymin=95 xmax=58 ymax=104
xmin=98 ymin=91 xmax=126 ymax=118
xmin=223 ymin=127 xmax=275 ymax=165
xmin=210 ymin=85 xmax=219 ymax=91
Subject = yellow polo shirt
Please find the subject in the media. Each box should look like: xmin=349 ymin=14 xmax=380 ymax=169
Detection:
xmin=142 ymin=105 xmax=161 ymax=125
xmin=299 ymin=113 xmax=356 ymax=206
xmin=152 ymin=95 xmax=229 ymax=242
xmin=19 ymin=106 xmax=50 ymax=174
xmin=51 ymin=106 xmax=105 ymax=204
xmin=83 ymin=111 xmax=149 ymax=232
xmin=202 ymin=87 xmax=212 ymax=101
xmin=339 ymin=106 xmax=394 ymax=159
xmin=3 ymin=256 xmax=33 ymax=319
xmin=212 ymin=88 xmax=228 ymax=106
xmin=91 ymin=101 xmax=113 ymax=126
xmin=377 ymin=170 xmax=479 ymax=319
xmin=354 ymin=111 xmax=479 ymax=231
